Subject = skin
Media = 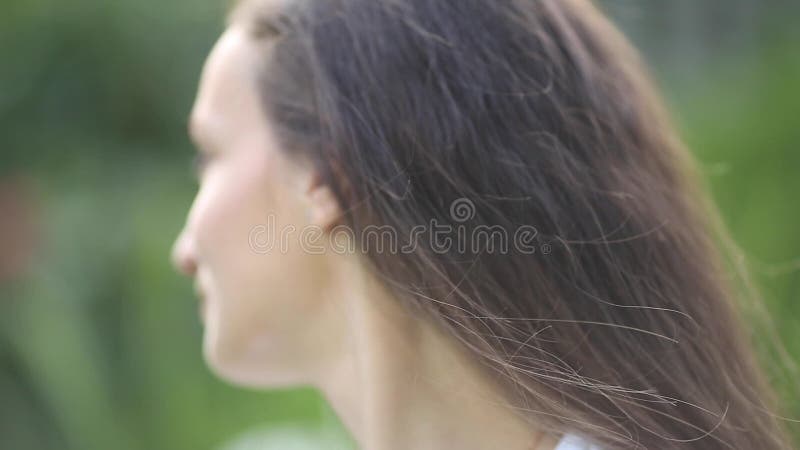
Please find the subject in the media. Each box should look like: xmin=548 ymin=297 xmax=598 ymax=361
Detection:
xmin=171 ymin=23 xmax=561 ymax=450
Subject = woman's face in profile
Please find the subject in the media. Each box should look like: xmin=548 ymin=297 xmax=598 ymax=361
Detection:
xmin=171 ymin=25 xmax=342 ymax=387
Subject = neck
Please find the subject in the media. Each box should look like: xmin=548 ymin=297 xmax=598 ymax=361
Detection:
xmin=314 ymin=255 xmax=558 ymax=450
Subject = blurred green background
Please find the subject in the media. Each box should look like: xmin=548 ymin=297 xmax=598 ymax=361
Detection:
xmin=1 ymin=0 xmax=798 ymax=449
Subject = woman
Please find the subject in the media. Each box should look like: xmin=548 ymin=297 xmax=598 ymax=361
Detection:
xmin=171 ymin=0 xmax=793 ymax=448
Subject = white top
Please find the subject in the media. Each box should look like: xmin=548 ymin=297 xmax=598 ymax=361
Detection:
xmin=221 ymin=426 xmax=603 ymax=450
xmin=554 ymin=433 xmax=604 ymax=450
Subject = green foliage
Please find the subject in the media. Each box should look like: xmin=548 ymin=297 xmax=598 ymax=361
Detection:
xmin=673 ymin=35 xmax=800 ymax=443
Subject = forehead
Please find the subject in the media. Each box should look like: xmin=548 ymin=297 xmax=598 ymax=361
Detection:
xmin=189 ymin=25 xmax=263 ymax=145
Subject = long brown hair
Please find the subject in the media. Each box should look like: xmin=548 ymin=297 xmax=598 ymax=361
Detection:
xmin=229 ymin=0 xmax=794 ymax=448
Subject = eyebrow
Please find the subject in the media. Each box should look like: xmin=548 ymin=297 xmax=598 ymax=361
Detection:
xmin=227 ymin=0 xmax=287 ymax=39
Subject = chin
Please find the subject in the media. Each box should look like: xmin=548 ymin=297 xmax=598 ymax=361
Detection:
xmin=202 ymin=333 xmax=310 ymax=388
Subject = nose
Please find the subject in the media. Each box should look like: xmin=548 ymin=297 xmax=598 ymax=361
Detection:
xmin=171 ymin=229 xmax=198 ymax=277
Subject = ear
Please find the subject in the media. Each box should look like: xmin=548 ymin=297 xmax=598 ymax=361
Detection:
xmin=305 ymin=171 xmax=342 ymax=231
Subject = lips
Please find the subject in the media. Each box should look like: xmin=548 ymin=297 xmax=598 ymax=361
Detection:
xmin=198 ymin=296 xmax=206 ymax=321
xmin=194 ymin=282 xmax=207 ymax=320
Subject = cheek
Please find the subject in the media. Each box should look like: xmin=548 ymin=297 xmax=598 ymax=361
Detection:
xmin=194 ymin=146 xmax=327 ymax=374
xmin=197 ymin=150 xmax=276 ymax=253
